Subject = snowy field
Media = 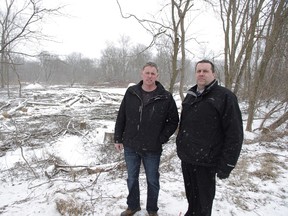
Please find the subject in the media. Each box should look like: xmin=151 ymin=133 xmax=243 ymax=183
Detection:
xmin=0 ymin=84 xmax=287 ymax=216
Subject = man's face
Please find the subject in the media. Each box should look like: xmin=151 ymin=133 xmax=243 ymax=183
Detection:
xmin=195 ymin=62 xmax=215 ymax=90
xmin=141 ymin=66 xmax=158 ymax=86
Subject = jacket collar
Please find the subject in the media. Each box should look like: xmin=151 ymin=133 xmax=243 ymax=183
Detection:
xmin=130 ymin=80 xmax=166 ymax=95
xmin=187 ymin=80 xmax=218 ymax=96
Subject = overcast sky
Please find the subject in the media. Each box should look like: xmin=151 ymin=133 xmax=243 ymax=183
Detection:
xmin=41 ymin=0 xmax=223 ymax=60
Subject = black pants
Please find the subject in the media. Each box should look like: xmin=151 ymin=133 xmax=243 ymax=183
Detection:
xmin=181 ymin=161 xmax=216 ymax=216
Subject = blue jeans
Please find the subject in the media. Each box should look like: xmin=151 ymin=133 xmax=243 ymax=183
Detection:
xmin=124 ymin=146 xmax=161 ymax=212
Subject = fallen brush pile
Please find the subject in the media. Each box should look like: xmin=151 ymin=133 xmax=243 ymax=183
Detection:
xmin=0 ymin=84 xmax=287 ymax=216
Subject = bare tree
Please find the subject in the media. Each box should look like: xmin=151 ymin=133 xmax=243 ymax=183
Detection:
xmin=66 ymin=53 xmax=82 ymax=86
xmin=219 ymin=0 xmax=267 ymax=92
xmin=99 ymin=36 xmax=154 ymax=85
xmin=0 ymin=0 xmax=62 ymax=89
xmin=155 ymin=40 xmax=173 ymax=85
xmin=116 ymin=0 xmax=194 ymax=96
xmin=100 ymin=43 xmax=124 ymax=82
xmin=38 ymin=51 xmax=61 ymax=84
xmin=219 ymin=0 xmax=288 ymax=131
xmin=169 ymin=0 xmax=194 ymax=98
xmin=129 ymin=44 xmax=153 ymax=82
xmin=256 ymin=16 xmax=288 ymax=132
xmin=246 ymin=0 xmax=288 ymax=131
xmin=117 ymin=35 xmax=131 ymax=81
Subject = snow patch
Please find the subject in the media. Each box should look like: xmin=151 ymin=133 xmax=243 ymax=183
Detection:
xmin=23 ymin=83 xmax=44 ymax=90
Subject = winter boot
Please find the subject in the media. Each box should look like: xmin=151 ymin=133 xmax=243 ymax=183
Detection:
xmin=120 ymin=207 xmax=141 ymax=216
xmin=148 ymin=211 xmax=158 ymax=216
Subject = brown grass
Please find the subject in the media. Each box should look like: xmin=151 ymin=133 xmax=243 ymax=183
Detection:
xmin=250 ymin=153 xmax=279 ymax=181
xmin=56 ymin=198 xmax=90 ymax=215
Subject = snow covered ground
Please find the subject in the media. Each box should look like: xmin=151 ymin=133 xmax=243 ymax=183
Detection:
xmin=0 ymin=84 xmax=287 ymax=216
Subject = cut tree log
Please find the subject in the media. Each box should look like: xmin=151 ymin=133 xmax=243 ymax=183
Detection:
xmin=26 ymin=101 xmax=60 ymax=106
xmin=66 ymin=96 xmax=81 ymax=107
xmin=1 ymin=100 xmax=27 ymax=118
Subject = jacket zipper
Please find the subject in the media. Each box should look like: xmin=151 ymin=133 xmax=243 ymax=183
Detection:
xmin=134 ymin=91 xmax=166 ymax=131
xmin=134 ymin=91 xmax=143 ymax=131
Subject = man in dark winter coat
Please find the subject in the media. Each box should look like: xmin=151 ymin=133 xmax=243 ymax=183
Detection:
xmin=114 ymin=62 xmax=179 ymax=216
xmin=176 ymin=59 xmax=243 ymax=216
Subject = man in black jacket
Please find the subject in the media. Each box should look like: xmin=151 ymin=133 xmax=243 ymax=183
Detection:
xmin=176 ymin=59 xmax=243 ymax=216
xmin=114 ymin=62 xmax=179 ymax=216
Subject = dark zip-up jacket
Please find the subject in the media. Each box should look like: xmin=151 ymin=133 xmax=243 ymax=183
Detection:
xmin=114 ymin=81 xmax=179 ymax=153
xmin=176 ymin=80 xmax=243 ymax=174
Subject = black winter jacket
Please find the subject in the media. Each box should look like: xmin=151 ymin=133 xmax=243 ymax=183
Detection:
xmin=114 ymin=81 xmax=179 ymax=153
xmin=176 ymin=80 xmax=243 ymax=174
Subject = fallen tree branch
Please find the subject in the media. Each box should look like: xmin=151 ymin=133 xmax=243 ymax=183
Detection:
xmin=61 ymin=96 xmax=74 ymax=103
xmin=66 ymin=96 xmax=81 ymax=107
xmin=0 ymin=102 xmax=11 ymax=110
xmin=26 ymin=101 xmax=60 ymax=106
xmin=1 ymin=100 xmax=27 ymax=118
xmin=65 ymin=93 xmax=94 ymax=107
xmin=265 ymin=111 xmax=288 ymax=133
xmin=10 ymin=118 xmax=39 ymax=178
xmin=47 ymin=161 xmax=125 ymax=178
xmin=81 ymin=93 xmax=94 ymax=102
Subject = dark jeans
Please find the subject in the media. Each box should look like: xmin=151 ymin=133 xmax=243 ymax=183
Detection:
xmin=124 ymin=146 xmax=161 ymax=212
xmin=181 ymin=161 xmax=216 ymax=216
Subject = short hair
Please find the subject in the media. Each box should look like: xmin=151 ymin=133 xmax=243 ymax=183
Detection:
xmin=143 ymin=62 xmax=158 ymax=72
xmin=195 ymin=59 xmax=215 ymax=73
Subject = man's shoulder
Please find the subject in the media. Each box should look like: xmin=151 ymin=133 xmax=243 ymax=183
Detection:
xmin=215 ymin=84 xmax=233 ymax=93
xmin=126 ymin=83 xmax=140 ymax=93
xmin=155 ymin=82 xmax=171 ymax=95
xmin=213 ymin=85 xmax=238 ymax=100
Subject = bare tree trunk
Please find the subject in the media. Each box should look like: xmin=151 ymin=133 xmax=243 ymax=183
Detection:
xmin=259 ymin=101 xmax=286 ymax=129
xmin=168 ymin=0 xmax=180 ymax=94
xmin=0 ymin=52 xmax=4 ymax=88
xmin=168 ymin=0 xmax=193 ymax=95
xmin=169 ymin=37 xmax=179 ymax=94
xmin=246 ymin=0 xmax=288 ymax=131
xmin=266 ymin=111 xmax=288 ymax=132
xmin=220 ymin=0 xmax=265 ymax=92
xmin=178 ymin=0 xmax=191 ymax=101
